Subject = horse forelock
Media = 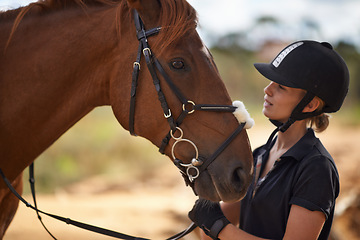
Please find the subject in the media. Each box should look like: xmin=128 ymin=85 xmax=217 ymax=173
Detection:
xmin=154 ymin=0 xmax=198 ymax=55
xmin=119 ymin=0 xmax=198 ymax=55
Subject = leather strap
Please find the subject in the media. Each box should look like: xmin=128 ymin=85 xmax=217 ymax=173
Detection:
xmin=208 ymin=218 xmax=230 ymax=240
xmin=129 ymin=42 xmax=143 ymax=135
xmin=0 ymin=166 xmax=195 ymax=240
xmin=198 ymin=122 xmax=246 ymax=174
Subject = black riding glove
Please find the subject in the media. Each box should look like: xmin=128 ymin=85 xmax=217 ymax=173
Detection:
xmin=188 ymin=198 xmax=230 ymax=240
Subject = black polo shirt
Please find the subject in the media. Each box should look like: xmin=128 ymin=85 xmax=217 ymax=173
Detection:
xmin=240 ymin=129 xmax=339 ymax=240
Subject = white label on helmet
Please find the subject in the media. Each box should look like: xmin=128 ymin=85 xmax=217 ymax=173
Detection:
xmin=272 ymin=42 xmax=303 ymax=67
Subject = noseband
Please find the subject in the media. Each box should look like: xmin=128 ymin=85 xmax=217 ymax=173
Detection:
xmin=129 ymin=10 xmax=246 ymax=190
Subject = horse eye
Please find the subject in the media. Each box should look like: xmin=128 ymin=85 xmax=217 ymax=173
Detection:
xmin=171 ymin=60 xmax=185 ymax=69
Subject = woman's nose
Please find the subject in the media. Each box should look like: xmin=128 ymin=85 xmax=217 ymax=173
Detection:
xmin=264 ymin=82 xmax=273 ymax=96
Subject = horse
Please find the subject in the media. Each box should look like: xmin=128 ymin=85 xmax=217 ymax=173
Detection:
xmin=0 ymin=0 xmax=253 ymax=238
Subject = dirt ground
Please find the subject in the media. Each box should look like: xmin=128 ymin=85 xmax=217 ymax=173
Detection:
xmin=5 ymin=123 xmax=360 ymax=240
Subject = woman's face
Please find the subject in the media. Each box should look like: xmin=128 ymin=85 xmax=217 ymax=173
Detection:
xmin=263 ymin=81 xmax=306 ymax=123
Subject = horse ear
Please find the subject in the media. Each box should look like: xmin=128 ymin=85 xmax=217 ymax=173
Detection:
xmin=127 ymin=0 xmax=161 ymax=28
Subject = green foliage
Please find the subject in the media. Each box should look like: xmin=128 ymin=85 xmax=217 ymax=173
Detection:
xmin=210 ymin=46 xmax=266 ymax=108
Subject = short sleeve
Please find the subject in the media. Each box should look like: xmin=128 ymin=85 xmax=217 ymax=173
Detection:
xmin=289 ymin=156 xmax=339 ymax=219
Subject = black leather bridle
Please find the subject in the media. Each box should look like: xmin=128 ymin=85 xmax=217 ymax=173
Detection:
xmin=0 ymin=10 xmax=248 ymax=240
xmin=130 ymin=10 xmax=246 ymax=189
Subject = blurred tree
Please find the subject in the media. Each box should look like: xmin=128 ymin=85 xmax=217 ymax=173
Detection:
xmin=210 ymin=16 xmax=360 ymax=119
xmin=336 ymin=41 xmax=360 ymax=103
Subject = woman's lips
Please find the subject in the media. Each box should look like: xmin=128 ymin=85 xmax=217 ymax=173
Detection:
xmin=264 ymin=98 xmax=272 ymax=108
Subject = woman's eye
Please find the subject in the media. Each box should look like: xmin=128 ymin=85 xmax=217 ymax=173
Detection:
xmin=171 ymin=60 xmax=185 ymax=69
xmin=279 ymin=84 xmax=285 ymax=90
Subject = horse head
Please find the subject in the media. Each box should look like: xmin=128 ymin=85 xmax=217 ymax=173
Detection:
xmin=110 ymin=0 xmax=253 ymax=202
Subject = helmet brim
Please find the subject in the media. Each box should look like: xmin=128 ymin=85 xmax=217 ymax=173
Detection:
xmin=254 ymin=63 xmax=299 ymax=89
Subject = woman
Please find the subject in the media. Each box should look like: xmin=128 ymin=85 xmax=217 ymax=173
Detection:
xmin=188 ymin=40 xmax=349 ymax=240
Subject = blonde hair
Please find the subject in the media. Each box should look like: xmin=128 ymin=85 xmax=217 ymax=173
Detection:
xmin=306 ymin=97 xmax=330 ymax=133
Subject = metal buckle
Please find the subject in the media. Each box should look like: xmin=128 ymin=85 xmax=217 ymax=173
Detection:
xmin=133 ymin=62 xmax=140 ymax=70
xmin=143 ymin=47 xmax=151 ymax=56
xmin=164 ymin=109 xmax=172 ymax=119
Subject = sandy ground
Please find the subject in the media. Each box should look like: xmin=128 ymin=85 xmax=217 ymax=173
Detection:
xmin=5 ymin=165 xmax=199 ymax=240
xmin=5 ymin=123 xmax=360 ymax=240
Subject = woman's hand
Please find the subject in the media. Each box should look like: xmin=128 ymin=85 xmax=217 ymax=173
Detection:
xmin=188 ymin=198 xmax=230 ymax=240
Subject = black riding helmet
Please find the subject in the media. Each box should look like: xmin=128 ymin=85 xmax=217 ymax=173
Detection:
xmin=254 ymin=40 xmax=349 ymax=132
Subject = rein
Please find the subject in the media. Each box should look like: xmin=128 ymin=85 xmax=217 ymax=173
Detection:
xmin=0 ymin=166 xmax=196 ymax=240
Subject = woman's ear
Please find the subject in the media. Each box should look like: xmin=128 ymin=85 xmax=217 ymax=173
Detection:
xmin=303 ymin=97 xmax=321 ymax=113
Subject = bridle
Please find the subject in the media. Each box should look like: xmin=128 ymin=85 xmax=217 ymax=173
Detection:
xmin=130 ymin=10 xmax=247 ymax=189
xmin=0 ymin=9 xmax=248 ymax=240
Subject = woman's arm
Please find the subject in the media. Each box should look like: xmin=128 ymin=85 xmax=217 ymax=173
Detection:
xmin=283 ymin=204 xmax=325 ymax=240
xmin=217 ymin=204 xmax=325 ymax=240
xmin=190 ymin=200 xmax=326 ymax=240
xmin=221 ymin=201 xmax=241 ymax=227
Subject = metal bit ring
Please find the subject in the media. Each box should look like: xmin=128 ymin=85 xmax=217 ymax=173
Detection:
xmin=171 ymin=138 xmax=199 ymax=161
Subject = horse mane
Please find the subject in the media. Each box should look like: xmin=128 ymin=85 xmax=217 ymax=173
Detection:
xmin=4 ymin=0 xmax=198 ymax=55
xmin=0 ymin=1 xmax=119 ymax=23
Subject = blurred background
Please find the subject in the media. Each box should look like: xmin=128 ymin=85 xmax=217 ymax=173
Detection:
xmin=1 ymin=0 xmax=360 ymax=239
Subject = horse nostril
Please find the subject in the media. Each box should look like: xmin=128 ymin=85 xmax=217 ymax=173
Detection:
xmin=232 ymin=168 xmax=241 ymax=182
xmin=232 ymin=167 xmax=246 ymax=192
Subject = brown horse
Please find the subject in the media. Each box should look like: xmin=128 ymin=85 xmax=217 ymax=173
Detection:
xmin=0 ymin=0 xmax=253 ymax=237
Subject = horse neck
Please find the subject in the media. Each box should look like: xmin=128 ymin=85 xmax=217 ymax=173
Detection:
xmin=0 ymin=5 xmax=132 ymax=177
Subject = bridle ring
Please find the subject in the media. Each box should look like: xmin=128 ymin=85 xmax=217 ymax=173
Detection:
xmin=182 ymin=100 xmax=196 ymax=114
xmin=170 ymin=127 xmax=183 ymax=140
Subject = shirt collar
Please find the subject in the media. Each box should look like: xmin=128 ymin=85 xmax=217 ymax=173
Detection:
xmin=281 ymin=128 xmax=317 ymax=161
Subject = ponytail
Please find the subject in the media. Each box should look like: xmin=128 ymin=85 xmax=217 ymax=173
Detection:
xmin=308 ymin=113 xmax=330 ymax=133
xmin=306 ymin=97 xmax=330 ymax=132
